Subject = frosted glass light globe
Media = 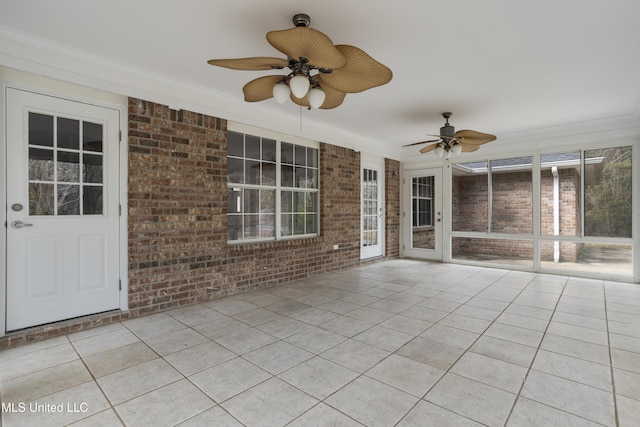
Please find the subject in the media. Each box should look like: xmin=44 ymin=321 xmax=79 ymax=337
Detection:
xmin=308 ymin=87 xmax=326 ymax=108
xmin=272 ymin=82 xmax=290 ymax=104
xmin=289 ymin=74 xmax=310 ymax=98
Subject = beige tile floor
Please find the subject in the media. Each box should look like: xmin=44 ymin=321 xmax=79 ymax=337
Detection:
xmin=1 ymin=259 xmax=640 ymax=426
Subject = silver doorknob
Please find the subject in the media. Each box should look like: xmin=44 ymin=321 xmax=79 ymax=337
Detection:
xmin=11 ymin=221 xmax=33 ymax=229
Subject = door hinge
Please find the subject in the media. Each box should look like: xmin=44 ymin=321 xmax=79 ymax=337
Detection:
xmin=119 ymin=279 xmax=122 ymax=291
xmin=119 ymin=130 xmax=122 ymax=142
xmin=119 ymin=204 xmax=122 ymax=216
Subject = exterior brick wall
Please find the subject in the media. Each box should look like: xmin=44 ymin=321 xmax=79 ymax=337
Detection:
xmin=385 ymin=159 xmax=400 ymax=258
xmin=1 ymin=98 xmax=399 ymax=349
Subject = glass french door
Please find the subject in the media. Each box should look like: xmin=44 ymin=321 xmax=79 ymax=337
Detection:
xmin=403 ymin=168 xmax=443 ymax=260
xmin=361 ymin=161 xmax=384 ymax=259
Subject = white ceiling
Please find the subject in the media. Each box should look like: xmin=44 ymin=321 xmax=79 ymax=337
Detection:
xmin=1 ymin=0 xmax=639 ymax=161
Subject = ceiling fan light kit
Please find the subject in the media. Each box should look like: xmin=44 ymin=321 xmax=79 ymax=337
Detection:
xmin=207 ymin=13 xmax=392 ymax=109
xmin=404 ymin=112 xmax=497 ymax=157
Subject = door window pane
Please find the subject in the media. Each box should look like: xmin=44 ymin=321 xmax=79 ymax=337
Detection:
xmin=83 ymin=154 xmax=103 ymax=183
xmin=29 ymin=148 xmax=54 ymax=181
xmin=57 ymin=117 xmax=80 ymax=149
xmin=57 ymin=151 xmax=80 ymax=182
xmin=82 ymin=121 xmax=103 ymax=152
xmin=83 ymin=186 xmax=103 ymax=215
xmin=29 ymin=113 xmax=54 ymax=147
xmin=57 ymin=184 xmax=80 ymax=215
xmin=29 ymin=183 xmax=54 ymax=215
xmin=584 ymin=146 xmax=632 ymax=238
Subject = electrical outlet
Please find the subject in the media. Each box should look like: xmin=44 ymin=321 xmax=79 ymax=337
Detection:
xmin=333 ymin=244 xmax=339 ymax=250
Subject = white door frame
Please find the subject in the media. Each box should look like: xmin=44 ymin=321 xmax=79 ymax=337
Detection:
xmin=1 ymin=79 xmax=128 ymax=337
xmin=402 ymin=167 xmax=443 ymax=260
xmin=361 ymin=156 xmax=385 ymax=259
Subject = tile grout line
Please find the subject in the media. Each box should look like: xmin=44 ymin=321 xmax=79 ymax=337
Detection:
xmin=603 ymin=281 xmax=620 ymax=427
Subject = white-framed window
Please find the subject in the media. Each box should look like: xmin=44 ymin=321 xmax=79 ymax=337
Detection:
xmin=227 ymin=128 xmax=319 ymax=242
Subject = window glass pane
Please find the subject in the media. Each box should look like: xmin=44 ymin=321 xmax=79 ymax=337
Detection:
xmin=57 ymin=117 xmax=80 ymax=150
xmin=306 ymin=214 xmax=317 ymax=234
xmin=228 ymin=215 xmax=242 ymax=240
xmin=244 ymin=189 xmax=260 ymax=213
xmin=29 ymin=148 xmax=54 ymax=181
xmin=295 ymin=167 xmax=307 ymax=188
xmin=452 ymin=161 xmax=488 ymax=232
xmin=293 ymin=192 xmax=306 ymax=212
xmin=29 ymin=183 xmax=54 ymax=215
xmin=295 ymin=145 xmax=306 ymax=166
xmin=227 ymin=188 xmax=242 ymax=214
xmin=281 ymin=191 xmax=293 ymax=213
xmin=227 ymin=158 xmax=244 ymax=183
xmin=281 ymin=214 xmax=293 ymax=236
xmin=244 ymin=214 xmax=259 ymax=238
xmin=308 ymin=148 xmax=318 ymax=167
xmin=227 ymin=131 xmax=244 ymax=157
xmin=584 ymin=146 xmax=632 ymax=238
xmin=293 ymin=213 xmax=305 ymax=234
xmin=491 ymin=156 xmax=532 ymax=234
xmin=57 ymin=151 xmax=80 ymax=183
xmin=307 ymin=169 xmax=318 ymax=189
xmin=262 ymin=138 xmax=276 ymax=161
xmin=281 ymin=165 xmax=294 ymax=187
xmin=29 ymin=112 xmax=54 ymax=147
xmin=259 ymin=214 xmax=275 ymax=238
xmin=245 ymin=135 xmax=261 ymax=160
xmin=83 ymin=121 xmax=103 ymax=152
xmin=261 ymin=190 xmax=275 ymax=213
xmin=281 ymin=142 xmax=294 ymax=164
xmin=261 ymin=162 xmax=276 ymax=185
xmin=245 ymin=160 xmax=260 ymax=184
xmin=57 ymin=184 xmax=80 ymax=215
xmin=83 ymin=186 xmax=103 ymax=214
xmin=540 ymin=152 xmax=581 ymax=236
xmin=83 ymin=154 xmax=103 ymax=183
xmin=307 ymin=193 xmax=318 ymax=213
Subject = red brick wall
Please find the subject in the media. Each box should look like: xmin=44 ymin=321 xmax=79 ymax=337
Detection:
xmin=1 ymin=98 xmax=399 ymax=349
xmin=127 ymin=100 xmax=366 ymax=316
xmin=385 ymin=158 xmax=400 ymax=258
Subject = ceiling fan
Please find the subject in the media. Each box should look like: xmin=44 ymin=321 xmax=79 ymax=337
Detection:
xmin=404 ymin=112 xmax=497 ymax=157
xmin=207 ymin=13 xmax=392 ymax=109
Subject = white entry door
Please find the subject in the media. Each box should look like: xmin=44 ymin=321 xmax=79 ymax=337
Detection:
xmin=403 ymin=168 xmax=443 ymax=260
xmin=361 ymin=161 xmax=384 ymax=259
xmin=6 ymin=88 xmax=121 ymax=331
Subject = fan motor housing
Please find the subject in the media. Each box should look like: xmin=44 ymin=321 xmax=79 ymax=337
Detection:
xmin=441 ymin=124 xmax=455 ymax=138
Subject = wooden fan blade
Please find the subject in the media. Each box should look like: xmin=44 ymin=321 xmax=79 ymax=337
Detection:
xmin=454 ymin=130 xmax=497 ymax=145
xmin=207 ymin=57 xmax=289 ymax=71
xmin=461 ymin=143 xmax=481 ymax=152
xmin=420 ymin=144 xmax=438 ymax=153
xmin=402 ymin=139 xmax=440 ymax=147
xmin=242 ymin=75 xmax=284 ymax=102
xmin=266 ymin=27 xmax=346 ymax=69
xmin=290 ymin=75 xmax=346 ymax=109
xmin=320 ymin=45 xmax=393 ymax=93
